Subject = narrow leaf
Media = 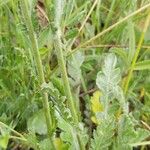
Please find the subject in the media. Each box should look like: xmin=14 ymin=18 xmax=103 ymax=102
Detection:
xmin=134 ymin=60 xmax=150 ymax=70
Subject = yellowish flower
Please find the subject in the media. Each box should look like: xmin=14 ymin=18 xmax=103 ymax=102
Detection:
xmin=54 ymin=138 xmax=67 ymax=150
xmin=90 ymin=91 xmax=103 ymax=124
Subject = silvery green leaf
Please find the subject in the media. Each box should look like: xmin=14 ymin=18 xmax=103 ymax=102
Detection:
xmin=90 ymin=117 xmax=115 ymax=150
xmin=96 ymin=72 xmax=107 ymax=93
xmin=103 ymin=53 xmax=117 ymax=75
xmin=96 ymin=53 xmax=121 ymax=93
xmin=68 ymin=52 xmax=85 ymax=86
xmin=96 ymin=53 xmax=127 ymax=117
xmin=57 ymin=114 xmax=88 ymax=150
xmin=27 ymin=110 xmax=47 ymax=135
xmin=57 ymin=116 xmax=80 ymax=150
xmin=113 ymin=115 xmax=150 ymax=150
xmin=112 ymin=86 xmax=128 ymax=114
xmin=39 ymin=138 xmax=53 ymax=150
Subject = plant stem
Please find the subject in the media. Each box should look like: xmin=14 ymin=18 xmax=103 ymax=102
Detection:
xmin=70 ymin=3 xmax=150 ymax=55
xmin=53 ymin=0 xmax=78 ymax=124
xmin=0 ymin=121 xmax=26 ymax=139
xmin=21 ymin=0 xmax=55 ymax=147
xmin=10 ymin=136 xmax=27 ymax=142
xmin=124 ymin=11 xmax=150 ymax=94
xmin=69 ymin=0 xmax=99 ymax=50
xmin=44 ymin=0 xmax=52 ymax=22
xmin=49 ymin=4 xmax=150 ymax=77
xmin=79 ymin=0 xmax=99 ymax=33
xmin=54 ymin=30 xmax=78 ymax=123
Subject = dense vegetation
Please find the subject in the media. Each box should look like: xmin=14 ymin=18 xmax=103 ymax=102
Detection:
xmin=0 ymin=0 xmax=150 ymax=149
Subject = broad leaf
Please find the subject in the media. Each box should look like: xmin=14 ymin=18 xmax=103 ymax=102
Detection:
xmin=68 ymin=52 xmax=84 ymax=86
xmin=57 ymin=115 xmax=88 ymax=150
xmin=39 ymin=138 xmax=54 ymax=150
xmin=27 ymin=110 xmax=47 ymax=135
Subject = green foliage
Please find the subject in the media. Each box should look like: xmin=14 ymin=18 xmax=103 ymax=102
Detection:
xmin=0 ymin=0 xmax=150 ymax=149
xmin=134 ymin=60 xmax=150 ymax=70
xmin=96 ymin=53 xmax=127 ymax=117
xmin=90 ymin=118 xmax=115 ymax=150
xmin=57 ymin=116 xmax=88 ymax=150
xmin=0 ymin=133 xmax=9 ymax=149
xmin=68 ymin=52 xmax=85 ymax=87
xmin=27 ymin=109 xmax=47 ymax=135
xmin=113 ymin=115 xmax=150 ymax=150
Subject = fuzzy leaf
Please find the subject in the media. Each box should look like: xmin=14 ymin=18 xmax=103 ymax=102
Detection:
xmin=96 ymin=53 xmax=121 ymax=95
xmin=57 ymin=115 xmax=88 ymax=150
xmin=113 ymin=115 xmax=150 ymax=150
xmin=39 ymin=138 xmax=54 ymax=150
xmin=27 ymin=110 xmax=47 ymax=135
xmin=68 ymin=52 xmax=84 ymax=86
xmin=90 ymin=118 xmax=115 ymax=150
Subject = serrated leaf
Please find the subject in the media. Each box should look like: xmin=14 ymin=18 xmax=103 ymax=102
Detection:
xmin=57 ymin=116 xmax=80 ymax=149
xmin=113 ymin=115 xmax=150 ymax=150
xmin=51 ymin=77 xmax=65 ymax=95
xmin=90 ymin=118 xmax=115 ymax=150
xmin=96 ymin=54 xmax=121 ymax=94
xmin=103 ymin=53 xmax=117 ymax=74
xmin=96 ymin=53 xmax=127 ymax=117
xmin=57 ymin=115 xmax=88 ymax=149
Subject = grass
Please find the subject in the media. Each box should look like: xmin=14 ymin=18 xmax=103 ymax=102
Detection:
xmin=0 ymin=0 xmax=150 ymax=149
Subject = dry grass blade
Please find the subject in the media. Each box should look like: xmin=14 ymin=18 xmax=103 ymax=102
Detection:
xmin=70 ymin=3 xmax=150 ymax=56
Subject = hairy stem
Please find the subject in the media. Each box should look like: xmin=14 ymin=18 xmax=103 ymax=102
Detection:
xmin=21 ymin=0 xmax=55 ymax=148
xmin=54 ymin=0 xmax=78 ymax=123
xmin=54 ymin=30 xmax=78 ymax=123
